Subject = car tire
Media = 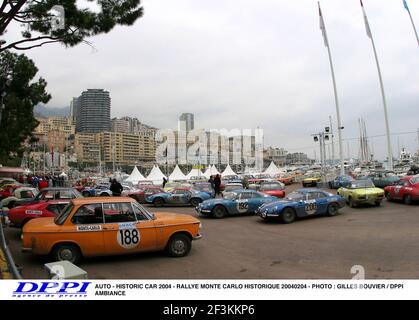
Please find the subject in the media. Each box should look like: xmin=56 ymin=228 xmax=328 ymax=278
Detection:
xmin=281 ymin=207 xmax=296 ymax=224
xmin=51 ymin=243 xmax=82 ymax=264
xmin=82 ymin=191 xmax=90 ymax=197
xmin=165 ymin=234 xmax=191 ymax=257
xmin=212 ymin=205 xmax=227 ymax=219
xmin=327 ymin=203 xmax=339 ymax=216
xmin=404 ymin=195 xmax=412 ymax=205
xmin=348 ymin=197 xmax=356 ymax=208
xmin=375 ymin=201 xmax=381 ymax=206
xmin=153 ymin=197 xmax=164 ymax=207
xmin=100 ymin=193 xmax=108 ymax=197
xmin=190 ymin=198 xmax=202 ymax=207
xmin=328 ymin=182 xmax=333 ymax=189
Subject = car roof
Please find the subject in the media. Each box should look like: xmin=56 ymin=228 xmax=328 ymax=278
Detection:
xmin=295 ymin=188 xmax=324 ymax=193
xmin=71 ymin=197 xmax=136 ymax=205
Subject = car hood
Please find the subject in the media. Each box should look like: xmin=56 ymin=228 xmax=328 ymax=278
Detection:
xmin=200 ymin=198 xmax=230 ymax=206
xmin=153 ymin=212 xmax=200 ymax=224
xmin=260 ymin=199 xmax=295 ymax=209
xmin=350 ymin=188 xmax=384 ymax=195
xmin=23 ymin=217 xmax=59 ymax=233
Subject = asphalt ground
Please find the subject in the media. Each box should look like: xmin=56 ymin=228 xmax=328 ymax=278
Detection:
xmin=3 ymin=185 xmax=419 ymax=279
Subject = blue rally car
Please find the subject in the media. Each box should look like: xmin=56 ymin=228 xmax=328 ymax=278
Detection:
xmin=195 ymin=190 xmax=277 ymax=218
xmin=257 ymin=188 xmax=346 ymax=224
xmin=146 ymin=187 xmax=212 ymax=207
xmin=328 ymin=175 xmax=354 ymax=189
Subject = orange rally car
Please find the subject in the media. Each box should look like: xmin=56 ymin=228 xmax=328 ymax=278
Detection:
xmin=22 ymin=197 xmax=202 ymax=264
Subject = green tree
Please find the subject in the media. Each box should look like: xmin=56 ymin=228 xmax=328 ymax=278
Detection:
xmin=0 ymin=0 xmax=143 ymax=52
xmin=0 ymin=50 xmax=50 ymax=164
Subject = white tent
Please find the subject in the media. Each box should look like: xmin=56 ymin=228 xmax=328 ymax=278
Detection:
xmin=221 ymin=164 xmax=237 ymax=177
xmin=169 ymin=165 xmax=187 ymax=181
xmin=147 ymin=165 xmax=167 ymax=184
xmin=186 ymin=168 xmax=203 ymax=179
xmin=125 ymin=166 xmax=146 ymax=184
xmin=59 ymin=171 xmax=67 ymax=177
xmin=264 ymin=161 xmax=281 ymax=176
xmin=203 ymin=165 xmax=221 ymax=178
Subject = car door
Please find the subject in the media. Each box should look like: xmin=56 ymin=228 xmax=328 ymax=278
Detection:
xmin=313 ymin=192 xmax=329 ymax=214
xmin=102 ymin=202 xmax=157 ymax=254
xmin=301 ymin=192 xmax=319 ymax=217
xmin=68 ymin=203 xmax=106 ymax=256
xmin=392 ymin=180 xmax=405 ymax=199
xmin=235 ymin=192 xmax=251 ymax=214
xmin=248 ymin=192 xmax=269 ymax=212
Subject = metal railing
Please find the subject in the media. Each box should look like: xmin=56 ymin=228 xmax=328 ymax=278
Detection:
xmin=0 ymin=212 xmax=22 ymax=279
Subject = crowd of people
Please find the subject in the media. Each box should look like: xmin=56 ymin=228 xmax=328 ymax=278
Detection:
xmin=16 ymin=174 xmax=68 ymax=189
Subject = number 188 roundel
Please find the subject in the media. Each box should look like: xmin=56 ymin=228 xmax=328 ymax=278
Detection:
xmin=21 ymin=197 xmax=202 ymax=264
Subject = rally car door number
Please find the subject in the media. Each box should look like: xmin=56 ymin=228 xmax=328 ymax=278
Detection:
xmin=117 ymin=223 xmax=140 ymax=249
xmin=304 ymin=200 xmax=317 ymax=215
xmin=236 ymin=200 xmax=249 ymax=213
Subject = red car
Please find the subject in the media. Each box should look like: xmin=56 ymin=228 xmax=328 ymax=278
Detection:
xmin=7 ymin=200 xmax=70 ymax=228
xmin=121 ymin=186 xmax=165 ymax=203
xmin=258 ymin=182 xmax=285 ymax=198
xmin=384 ymin=176 xmax=419 ymax=205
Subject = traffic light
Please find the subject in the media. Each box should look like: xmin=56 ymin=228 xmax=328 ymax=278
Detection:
xmin=314 ymin=136 xmax=319 ymax=142
xmin=324 ymin=135 xmax=329 ymax=141
xmin=325 ymin=126 xmax=330 ymax=133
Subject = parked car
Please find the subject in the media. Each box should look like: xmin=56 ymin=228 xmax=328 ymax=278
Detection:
xmin=223 ymin=183 xmax=243 ymax=193
xmin=22 ymin=197 xmax=202 ymax=263
xmin=195 ymin=189 xmax=276 ymax=218
xmin=1 ymin=187 xmax=39 ymax=209
xmin=337 ymin=179 xmax=384 ymax=207
xmin=328 ymin=175 xmax=354 ymax=189
xmin=13 ymin=187 xmax=83 ymax=208
xmin=190 ymin=182 xmax=215 ymax=197
xmin=384 ymin=175 xmax=419 ymax=205
xmin=257 ymin=189 xmax=346 ymax=223
xmin=369 ymin=171 xmax=400 ymax=188
xmin=258 ymin=182 xmax=285 ymax=198
xmin=146 ymin=188 xmax=212 ymax=207
xmin=122 ymin=186 xmax=165 ymax=204
xmin=8 ymin=200 xmax=70 ymax=228
xmin=302 ymin=174 xmax=321 ymax=187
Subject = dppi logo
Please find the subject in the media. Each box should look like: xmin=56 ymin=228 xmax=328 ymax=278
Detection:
xmin=13 ymin=282 xmax=91 ymax=298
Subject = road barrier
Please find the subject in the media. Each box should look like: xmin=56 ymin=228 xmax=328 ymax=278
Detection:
xmin=0 ymin=210 xmax=22 ymax=279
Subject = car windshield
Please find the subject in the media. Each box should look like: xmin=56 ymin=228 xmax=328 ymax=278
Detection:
xmin=350 ymin=180 xmax=375 ymax=188
xmin=286 ymin=192 xmax=305 ymax=201
xmin=192 ymin=184 xmax=212 ymax=192
xmin=410 ymin=177 xmax=419 ymax=184
xmin=54 ymin=203 xmax=74 ymax=225
xmin=225 ymin=185 xmax=242 ymax=191
xmin=223 ymin=192 xmax=238 ymax=200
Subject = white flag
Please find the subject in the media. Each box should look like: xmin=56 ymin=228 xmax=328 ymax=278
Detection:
xmin=360 ymin=0 xmax=372 ymax=39
xmin=318 ymin=2 xmax=329 ymax=47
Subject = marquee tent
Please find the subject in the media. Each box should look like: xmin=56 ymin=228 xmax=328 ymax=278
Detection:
xmin=147 ymin=165 xmax=167 ymax=184
xmin=125 ymin=166 xmax=146 ymax=184
xmin=169 ymin=165 xmax=187 ymax=181
xmin=263 ymin=161 xmax=281 ymax=176
xmin=221 ymin=165 xmax=236 ymax=177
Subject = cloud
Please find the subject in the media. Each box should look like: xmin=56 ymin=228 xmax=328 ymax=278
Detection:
xmin=4 ymin=0 xmax=419 ymax=160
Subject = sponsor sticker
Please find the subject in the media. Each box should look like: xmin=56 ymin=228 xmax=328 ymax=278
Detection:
xmin=77 ymin=225 xmax=102 ymax=232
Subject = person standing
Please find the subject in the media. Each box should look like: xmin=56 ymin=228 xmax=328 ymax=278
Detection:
xmin=214 ymin=174 xmax=221 ymax=197
xmin=162 ymin=177 xmax=168 ymax=188
xmin=110 ymin=178 xmax=123 ymax=196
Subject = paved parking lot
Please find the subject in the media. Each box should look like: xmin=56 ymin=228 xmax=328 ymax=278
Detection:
xmin=3 ymin=186 xmax=419 ymax=279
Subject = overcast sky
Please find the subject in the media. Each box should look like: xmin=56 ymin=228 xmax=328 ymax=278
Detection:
xmin=5 ymin=0 xmax=419 ymax=160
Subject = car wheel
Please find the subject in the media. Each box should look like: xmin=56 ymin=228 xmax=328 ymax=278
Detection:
xmin=328 ymin=182 xmax=333 ymax=189
xmin=375 ymin=201 xmax=381 ymax=206
xmin=153 ymin=197 xmax=164 ymax=207
xmin=51 ymin=243 xmax=82 ymax=264
xmin=404 ymin=195 xmax=412 ymax=205
xmin=100 ymin=193 xmax=108 ymax=197
xmin=212 ymin=205 xmax=227 ymax=219
xmin=327 ymin=203 xmax=339 ymax=216
xmin=281 ymin=207 xmax=296 ymax=224
xmin=165 ymin=234 xmax=191 ymax=257
xmin=190 ymin=198 xmax=202 ymax=207
xmin=348 ymin=197 xmax=356 ymax=208
xmin=82 ymin=191 xmax=90 ymax=197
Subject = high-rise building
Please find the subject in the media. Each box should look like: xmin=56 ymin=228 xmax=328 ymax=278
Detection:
xmin=70 ymin=97 xmax=80 ymax=126
xmin=111 ymin=117 xmax=130 ymax=133
xmin=77 ymin=89 xmax=111 ymax=133
xmin=178 ymin=113 xmax=194 ymax=132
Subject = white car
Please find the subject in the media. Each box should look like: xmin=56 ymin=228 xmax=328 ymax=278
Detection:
xmin=1 ymin=187 xmax=39 ymax=209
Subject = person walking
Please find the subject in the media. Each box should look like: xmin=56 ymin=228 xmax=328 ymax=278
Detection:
xmin=214 ymin=174 xmax=221 ymax=197
xmin=110 ymin=178 xmax=123 ymax=196
xmin=162 ymin=177 xmax=168 ymax=188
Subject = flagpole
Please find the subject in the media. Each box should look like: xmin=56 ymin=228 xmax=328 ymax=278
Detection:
xmin=360 ymin=0 xmax=393 ymax=170
xmin=318 ymin=2 xmax=345 ymax=176
xmin=406 ymin=6 xmax=419 ymax=46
